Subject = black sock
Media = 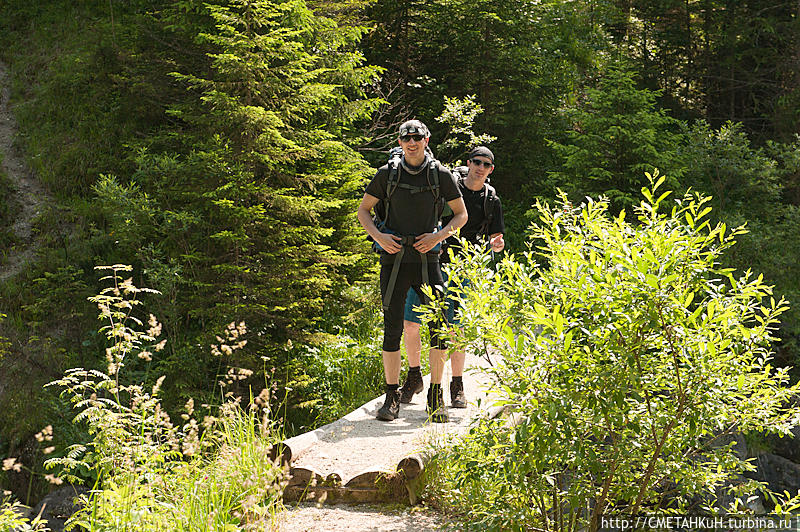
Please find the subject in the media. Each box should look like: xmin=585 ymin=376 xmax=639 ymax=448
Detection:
xmin=430 ymin=383 xmax=442 ymax=393
xmin=386 ymin=383 xmax=399 ymax=392
xmin=408 ymin=366 xmax=421 ymax=374
xmin=452 ymin=376 xmax=463 ymax=385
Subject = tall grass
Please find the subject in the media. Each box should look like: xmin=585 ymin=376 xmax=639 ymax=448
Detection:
xmin=2 ymin=266 xmax=287 ymax=531
xmin=65 ymin=402 xmax=285 ymax=532
xmin=284 ymin=281 xmax=432 ymax=434
xmin=285 ymin=334 xmax=385 ymax=434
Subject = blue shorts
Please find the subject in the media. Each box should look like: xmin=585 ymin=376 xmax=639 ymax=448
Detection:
xmin=404 ymin=270 xmax=459 ymax=325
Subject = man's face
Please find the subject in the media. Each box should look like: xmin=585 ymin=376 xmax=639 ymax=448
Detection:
xmin=467 ymin=156 xmax=494 ymax=180
xmin=398 ymin=132 xmax=429 ymax=159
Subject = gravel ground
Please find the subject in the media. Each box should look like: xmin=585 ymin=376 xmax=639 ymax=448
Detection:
xmin=287 ymin=353 xmax=497 ymax=481
xmin=276 ymin=502 xmax=461 ymax=531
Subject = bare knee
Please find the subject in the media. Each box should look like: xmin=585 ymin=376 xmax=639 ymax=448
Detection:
xmin=404 ymin=320 xmax=421 ymax=337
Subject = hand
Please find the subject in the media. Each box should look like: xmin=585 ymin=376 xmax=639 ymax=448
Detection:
xmin=378 ymin=233 xmax=403 ymax=254
xmin=413 ymin=233 xmax=440 ymax=254
xmin=376 ymin=233 xmax=403 ymax=254
xmin=490 ymin=234 xmax=505 ymax=252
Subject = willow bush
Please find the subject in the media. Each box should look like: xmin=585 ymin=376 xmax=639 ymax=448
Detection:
xmin=423 ymin=174 xmax=800 ymax=531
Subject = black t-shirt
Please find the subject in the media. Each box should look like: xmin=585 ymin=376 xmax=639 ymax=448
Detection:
xmin=365 ymin=160 xmax=461 ymax=263
xmin=441 ymin=179 xmax=504 ymax=261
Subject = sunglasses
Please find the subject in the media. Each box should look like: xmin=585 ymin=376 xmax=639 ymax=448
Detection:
xmin=400 ymin=134 xmax=425 ymax=142
xmin=470 ymin=159 xmax=494 ymax=168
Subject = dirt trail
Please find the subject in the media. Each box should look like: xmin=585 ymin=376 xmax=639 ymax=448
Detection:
xmin=0 ymin=60 xmax=48 ymax=282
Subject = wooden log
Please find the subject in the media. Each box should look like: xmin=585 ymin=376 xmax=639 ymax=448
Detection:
xmin=345 ymin=469 xmax=384 ymax=489
xmin=324 ymin=470 xmax=344 ymax=487
xmin=268 ymin=429 xmax=321 ymax=466
xmin=397 ymin=454 xmax=424 ymax=480
xmin=287 ymin=466 xmax=325 ymax=487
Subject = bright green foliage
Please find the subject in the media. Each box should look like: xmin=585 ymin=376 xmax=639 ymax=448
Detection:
xmin=549 ymin=64 xmax=685 ymax=212
xmin=0 ymin=497 xmax=48 ymax=531
xmin=424 ymin=176 xmax=800 ymax=530
xmin=285 ymin=332 xmax=384 ymax=433
xmin=44 ymin=266 xmax=285 ymax=532
xmin=435 ymin=95 xmax=497 ymax=161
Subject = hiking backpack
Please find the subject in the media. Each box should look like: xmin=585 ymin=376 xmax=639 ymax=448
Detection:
xmin=371 ymin=146 xmax=446 ymax=249
xmin=446 ymin=166 xmax=498 ymax=241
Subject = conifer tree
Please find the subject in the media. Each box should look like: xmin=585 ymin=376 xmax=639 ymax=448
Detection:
xmin=548 ymin=63 xmax=684 ymax=211
xmin=96 ymin=0 xmax=382 ymax=389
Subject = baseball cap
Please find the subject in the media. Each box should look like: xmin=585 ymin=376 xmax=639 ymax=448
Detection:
xmin=398 ymin=120 xmax=430 ymax=138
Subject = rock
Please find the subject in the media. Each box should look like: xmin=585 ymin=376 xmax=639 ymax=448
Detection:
xmin=769 ymin=427 xmax=800 ymax=463
xmin=28 ymin=485 xmax=88 ymax=532
xmin=749 ymin=453 xmax=800 ymax=497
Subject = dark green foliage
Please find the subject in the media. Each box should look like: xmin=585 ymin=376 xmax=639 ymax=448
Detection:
xmin=677 ymin=123 xmax=800 ymax=368
xmin=549 ymin=63 xmax=685 ymax=212
xmin=361 ymin=0 xmax=600 ymax=193
xmin=605 ymin=0 xmax=800 ymax=141
xmin=0 ymin=166 xmax=15 ymax=249
xmin=21 ymin=266 xmax=92 ymax=330
xmin=0 ymin=0 xmax=385 ymax=456
xmin=3 ymin=0 xmax=800 ymax=505
xmin=90 ymin=0 xmax=384 ymax=411
xmin=679 ymin=120 xmax=781 ymax=218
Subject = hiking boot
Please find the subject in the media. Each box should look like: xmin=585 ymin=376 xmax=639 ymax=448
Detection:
xmin=376 ymin=388 xmax=400 ymax=421
xmin=399 ymin=370 xmax=423 ymax=404
xmin=426 ymin=386 xmax=449 ymax=423
xmin=450 ymin=380 xmax=467 ymax=409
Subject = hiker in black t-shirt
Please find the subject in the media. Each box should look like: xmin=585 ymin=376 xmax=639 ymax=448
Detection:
xmin=357 ymin=120 xmax=467 ymax=423
xmin=399 ymin=146 xmax=505 ymax=409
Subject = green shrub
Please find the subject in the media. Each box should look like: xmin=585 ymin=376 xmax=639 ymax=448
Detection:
xmin=423 ymin=174 xmax=800 ymax=531
xmin=285 ymin=332 xmax=385 ymax=434
xmin=0 ymin=497 xmax=48 ymax=531
xmin=36 ymin=266 xmax=286 ymax=531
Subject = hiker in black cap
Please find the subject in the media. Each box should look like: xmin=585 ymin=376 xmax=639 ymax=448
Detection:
xmin=357 ymin=119 xmax=467 ymax=423
xmin=399 ymin=146 xmax=505 ymax=409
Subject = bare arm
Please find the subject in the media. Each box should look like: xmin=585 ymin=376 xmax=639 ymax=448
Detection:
xmin=357 ymin=193 xmax=402 ymax=254
xmin=413 ymin=197 xmax=468 ymax=253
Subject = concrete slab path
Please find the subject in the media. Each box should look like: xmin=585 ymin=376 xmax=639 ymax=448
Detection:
xmin=275 ymin=352 xmax=503 ymax=504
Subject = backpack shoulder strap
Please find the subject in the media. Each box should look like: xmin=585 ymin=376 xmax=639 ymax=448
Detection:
xmin=483 ymin=183 xmax=497 ymax=216
xmin=479 ymin=182 xmax=498 ymax=237
xmin=382 ymin=158 xmax=401 ymax=224
xmin=428 ymin=160 xmax=445 ymax=220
